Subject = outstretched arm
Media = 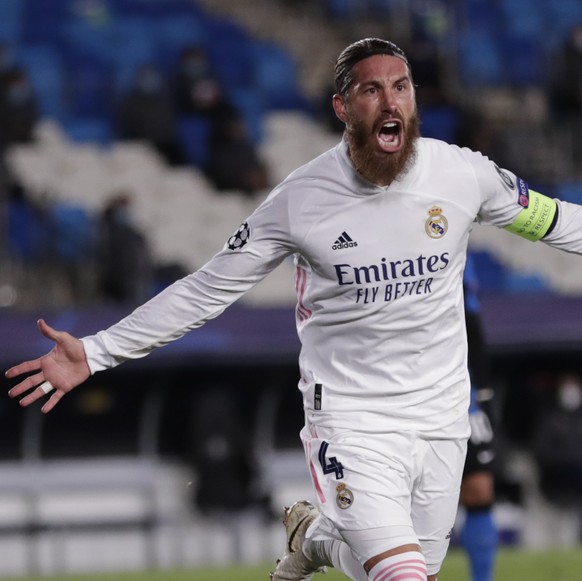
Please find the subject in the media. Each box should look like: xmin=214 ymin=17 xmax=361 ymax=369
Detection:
xmin=5 ymin=319 xmax=91 ymax=413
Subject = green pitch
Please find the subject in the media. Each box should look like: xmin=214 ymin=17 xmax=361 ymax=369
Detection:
xmin=3 ymin=548 xmax=582 ymax=581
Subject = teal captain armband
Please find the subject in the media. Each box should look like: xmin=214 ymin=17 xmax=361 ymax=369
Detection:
xmin=504 ymin=189 xmax=557 ymax=241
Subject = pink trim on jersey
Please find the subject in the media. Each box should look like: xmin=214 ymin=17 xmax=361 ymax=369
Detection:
xmin=373 ymin=558 xmax=427 ymax=581
xmin=309 ymin=459 xmax=326 ymax=504
xmin=306 ymin=440 xmax=326 ymax=503
xmin=295 ymin=266 xmax=312 ymax=322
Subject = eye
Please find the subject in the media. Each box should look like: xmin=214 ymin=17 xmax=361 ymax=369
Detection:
xmin=365 ymin=86 xmax=377 ymax=95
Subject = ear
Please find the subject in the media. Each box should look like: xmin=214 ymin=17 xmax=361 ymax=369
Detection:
xmin=332 ymin=93 xmax=348 ymax=125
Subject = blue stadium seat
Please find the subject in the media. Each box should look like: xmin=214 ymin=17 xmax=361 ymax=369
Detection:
xmin=324 ymin=0 xmax=364 ymax=20
xmin=546 ymin=0 xmax=582 ymax=41
xmin=22 ymin=0 xmax=68 ymax=44
xmin=556 ymin=182 xmax=582 ymax=205
xmin=49 ymin=203 xmax=96 ymax=264
xmin=68 ymin=59 xmax=114 ymax=119
xmin=60 ymin=17 xmax=117 ymax=66
xmin=457 ymin=33 xmax=504 ymax=87
xmin=251 ymin=41 xmax=309 ymax=111
xmin=17 ymin=44 xmax=67 ymax=120
xmin=229 ymin=87 xmax=266 ymax=145
xmin=206 ymin=18 xmax=255 ymax=89
xmin=177 ymin=115 xmax=212 ymax=169
xmin=0 ymin=0 xmax=24 ymax=42
xmin=501 ymin=36 xmax=545 ymax=86
xmin=499 ymin=0 xmax=545 ymax=39
xmin=62 ymin=117 xmax=114 ymax=145
xmin=464 ymin=0 xmax=503 ymax=34
xmin=7 ymin=199 xmax=49 ymax=262
xmin=420 ymin=106 xmax=460 ymax=144
xmin=504 ymin=272 xmax=549 ymax=294
xmin=155 ymin=14 xmax=209 ymax=69
xmin=470 ymin=250 xmax=508 ymax=293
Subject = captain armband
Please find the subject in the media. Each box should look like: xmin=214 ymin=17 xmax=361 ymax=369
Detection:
xmin=504 ymin=189 xmax=558 ymax=241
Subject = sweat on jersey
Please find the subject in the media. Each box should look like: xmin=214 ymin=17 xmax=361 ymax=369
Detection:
xmin=81 ymin=137 xmax=581 ymax=439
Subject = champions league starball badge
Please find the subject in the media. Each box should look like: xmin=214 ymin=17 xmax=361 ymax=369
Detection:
xmin=425 ymin=206 xmax=448 ymax=239
xmin=227 ymin=221 xmax=251 ymax=250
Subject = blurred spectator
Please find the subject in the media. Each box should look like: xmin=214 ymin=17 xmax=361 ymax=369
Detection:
xmin=549 ymin=24 xmax=582 ymax=168
xmin=116 ymin=64 xmax=186 ymax=166
xmin=205 ymin=109 xmax=270 ymax=196
xmin=533 ymin=373 xmax=582 ymax=506
xmin=550 ymin=24 xmax=582 ymax=119
xmin=0 ymin=68 xmax=39 ymax=154
xmin=405 ymin=35 xmax=450 ymax=108
xmin=174 ymin=45 xmax=235 ymax=122
xmin=97 ymin=193 xmax=154 ymax=305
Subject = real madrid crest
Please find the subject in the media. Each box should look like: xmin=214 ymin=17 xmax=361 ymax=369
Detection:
xmin=425 ymin=206 xmax=448 ymax=239
xmin=336 ymin=483 xmax=354 ymax=510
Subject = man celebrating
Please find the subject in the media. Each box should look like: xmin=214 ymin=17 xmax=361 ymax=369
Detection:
xmin=6 ymin=39 xmax=580 ymax=581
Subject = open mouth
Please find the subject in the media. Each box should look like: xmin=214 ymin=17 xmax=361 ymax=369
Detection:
xmin=377 ymin=120 xmax=403 ymax=152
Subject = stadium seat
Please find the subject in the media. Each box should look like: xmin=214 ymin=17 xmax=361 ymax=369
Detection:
xmin=546 ymin=0 xmax=582 ymax=41
xmin=251 ymin=41 xmax=309 ymax=111
xmin=206 ymin=18 xmax=255 ymax=89
xmin=504 ymin=271 xmax=549 ymax=294
xmin=177 ymin=115 xmax=212 ymax=169
xmin=7 ymin=198 xmax=49 ymax=262
xmin=60 ymin=16 xmax=117 ymax=66
xmin=556 ymin=182 xmax=582 ymax=205
xmin=67 ymin=59 xmax=115 ymax=119
xmin=22 ymin=0 xmax=68 ymax=44
xmin=0 ymin=0 xmax=24 ymax=42
xmin=324 ymin=0 xmax=364 ymax=20
xmin=17 ymin=44 xmax=67 ymax=121
xmin=228 ymin=86 xmax=266 ymax=145
xmin=155 ymin=14 xmax=209 ymax=69
xmin=470 ymin=250 xmax=508 ymax=293
xmin=49 ymin=202 xmax=95 ymax=264
xmin=420 ymin=106 xmax=460 ymax=144
xmin=501 ymin=36 xmax=545 ymax=86
xmin=498 ymin=0 xmax=545 ymax=40
xmin=457 ymin=32 xmax=504 ymax=87
xmin=62 ymin=117 xmax=114 ymax=146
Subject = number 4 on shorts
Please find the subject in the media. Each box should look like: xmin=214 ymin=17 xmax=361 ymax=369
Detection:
xmin=318 ymin=441 xmax=344 ymax=479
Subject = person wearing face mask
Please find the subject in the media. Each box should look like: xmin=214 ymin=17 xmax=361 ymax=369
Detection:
xmin=116 ymin=64 xmax=186 ymax=166
xmin=96 ymin=193 xmax=154 ymax=305
xmin=549 ymin=24 xmax=582 ymax=168
xmin=174 ymin=45 xmax=235 ymax=122
xmin=8 ymin=38 xmax=582 ymax=581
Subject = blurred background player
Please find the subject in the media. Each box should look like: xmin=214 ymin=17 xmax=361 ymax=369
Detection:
xmin=461 ymin=253 xmax=499 ymax=581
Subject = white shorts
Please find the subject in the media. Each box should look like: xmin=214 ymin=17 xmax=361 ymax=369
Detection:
xmin=301 ymin=425 xmax=467 ymax=575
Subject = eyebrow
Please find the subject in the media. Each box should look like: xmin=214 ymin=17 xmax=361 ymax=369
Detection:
xmin=358 ymin=75 xmax=411 ymax=90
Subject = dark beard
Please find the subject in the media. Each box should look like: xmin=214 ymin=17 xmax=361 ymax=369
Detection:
xmin=346 ymin=112 xmax=420 ymax=186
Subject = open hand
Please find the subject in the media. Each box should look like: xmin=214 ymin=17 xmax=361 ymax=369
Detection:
xmin=5 ymin=319 xmax=91 ymax=413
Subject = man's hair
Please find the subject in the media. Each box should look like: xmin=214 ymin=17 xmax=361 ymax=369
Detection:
xmin=334 ymin=38 xmax=411 ymax=97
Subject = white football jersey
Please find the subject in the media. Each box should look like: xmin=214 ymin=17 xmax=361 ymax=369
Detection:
xmin=82 ymin=137 xmax=581 ymax=438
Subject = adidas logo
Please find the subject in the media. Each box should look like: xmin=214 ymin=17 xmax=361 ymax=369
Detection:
xmin=332 ymin=231 xmax=358 ymax=250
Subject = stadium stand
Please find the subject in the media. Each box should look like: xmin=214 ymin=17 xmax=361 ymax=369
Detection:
xmin=2 ymin=0 xmax=582 ymax=576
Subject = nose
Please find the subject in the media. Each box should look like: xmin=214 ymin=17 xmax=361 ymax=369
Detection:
xmin=380 ymin=88 xmax=398 ymax=112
